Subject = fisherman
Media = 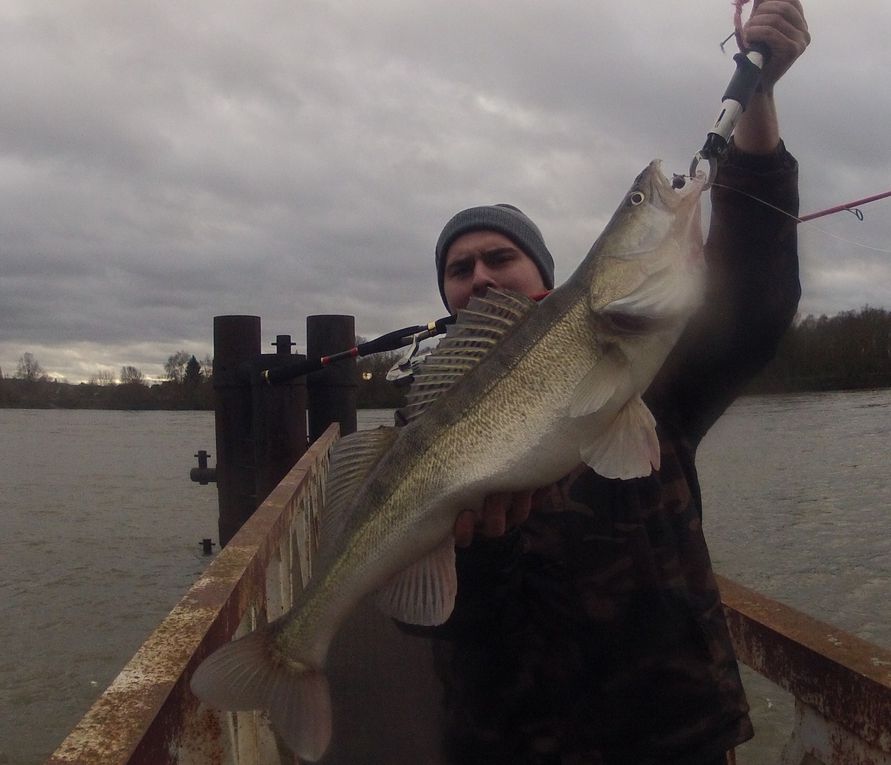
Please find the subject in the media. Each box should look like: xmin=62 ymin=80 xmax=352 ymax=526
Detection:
xmin=424 ymin=2 xmax=810 ymax=763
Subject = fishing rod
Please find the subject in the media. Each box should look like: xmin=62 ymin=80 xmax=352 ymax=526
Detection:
xmin=262 ymin=10 xmax=887 ymax=387
xmin=799 ymin=190 xmax=891 ymax=223
xmin=261 ymin=180 xmax=891 ymax=387
xmin=260 ymin=290 xmax=554 ymax=385
xmin=260 ymin=315 xmax=456 ymax=385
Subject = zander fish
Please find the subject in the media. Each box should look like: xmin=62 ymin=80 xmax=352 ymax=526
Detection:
xmin=190 ymin=161 xmax=706 ymax=761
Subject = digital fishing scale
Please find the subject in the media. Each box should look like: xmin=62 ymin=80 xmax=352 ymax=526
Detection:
xmin=678 ymin=41 xmax=770 ymax=188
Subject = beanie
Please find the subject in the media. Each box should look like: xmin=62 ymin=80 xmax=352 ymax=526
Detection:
xmin=434 ymin=204 xmax=555 ymax=308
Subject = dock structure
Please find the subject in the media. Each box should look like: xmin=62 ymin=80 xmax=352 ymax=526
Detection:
xmin=45 ymin=421 xmax=891 ymax=765
xmin=45 ymin=313 xmax=891 ymax=765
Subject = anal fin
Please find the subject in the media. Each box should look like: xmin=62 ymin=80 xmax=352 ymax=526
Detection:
xmin=374 ymin=536 xmax=457 ymax=626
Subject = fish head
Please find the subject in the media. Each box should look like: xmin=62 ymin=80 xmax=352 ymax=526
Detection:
xmin=586 ymin=160 xmax=706 ymax=328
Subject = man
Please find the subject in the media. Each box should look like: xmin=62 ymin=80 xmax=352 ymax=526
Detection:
xmin=425 ymin=2 xmax=809 ymax=763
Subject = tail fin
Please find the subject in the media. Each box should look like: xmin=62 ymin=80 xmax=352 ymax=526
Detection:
xmin=190 ymin=629 xmax=332 ymax=761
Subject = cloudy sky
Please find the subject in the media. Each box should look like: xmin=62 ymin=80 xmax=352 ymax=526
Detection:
xmin=2 ymin=0 xmax=889 ymax=383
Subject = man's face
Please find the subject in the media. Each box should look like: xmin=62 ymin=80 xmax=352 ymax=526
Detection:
xmin=442 ymin=231 xmax=547 ymax=313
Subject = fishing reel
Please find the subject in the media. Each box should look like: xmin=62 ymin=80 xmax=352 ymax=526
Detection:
xmin=385 ymin=330 xmax=434 ymax=385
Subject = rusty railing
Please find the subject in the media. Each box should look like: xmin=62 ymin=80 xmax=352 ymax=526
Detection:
xmin=46 ymin=423 xmax=891 ymax=765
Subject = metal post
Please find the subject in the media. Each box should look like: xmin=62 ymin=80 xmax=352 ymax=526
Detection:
xmin=306 ymin=315 xmax=358 ymax=442
xmin=213 ymin=315 xmax=260 ymax=547
xmin=252 ymin=335 xmax=308 ymax=506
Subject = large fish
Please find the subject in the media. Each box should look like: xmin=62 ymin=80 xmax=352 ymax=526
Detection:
xmin=190 ymin=161 xmax=706 ymax=760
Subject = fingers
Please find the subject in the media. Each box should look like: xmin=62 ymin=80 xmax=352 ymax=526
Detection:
xmin=505 ymin=490 xmax=533 ymax=528
xmin=452 ymin=497 xmax=506 ymax=548
xmin=452 ymin=490 xmax=537 ymax=547
xmin=454 ymin=510 xmax=476 ymax=548
xmin=742 ymin=0 xmax=810 ymax=87
xmin=480 ymin=493 xmax=509 ymax=537
xmin=745 ymin=2 xmax=810 ymax=50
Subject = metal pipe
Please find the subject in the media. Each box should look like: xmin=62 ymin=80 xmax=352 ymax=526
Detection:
xmin=212 ymin=315 xmax=261 ymax=547
xmin=307 ymin=315 xmax=358 ymax=442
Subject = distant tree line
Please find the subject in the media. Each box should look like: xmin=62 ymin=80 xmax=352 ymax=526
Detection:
xmin=353 ymin=309 xmax=891 ymax=403
xmin=355 ymin=349 xmax=408 ymax=409
xmin=4 ymin=307 xmax=890 ymax=410
xmin=352 ymin=309 xmax=891 ymax=403
xmin=0 ymin=345 xmax=406 ymax=411
xmin=749 ymin=306 xmax=891 ymax=392
xmin=0 ymin=351 xmax=214 ymax=410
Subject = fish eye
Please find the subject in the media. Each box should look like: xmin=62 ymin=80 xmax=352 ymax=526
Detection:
xmin=628 ymin=191 xmax=645 ymax=206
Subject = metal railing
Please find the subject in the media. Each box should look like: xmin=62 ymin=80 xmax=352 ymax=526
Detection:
xmin=45 ymin=424 xmax=336 ymax=765
xmin=719 ymin=575 xmax=891 ymax=765
xmin=46 ymin=423 xmax=891 ymax=765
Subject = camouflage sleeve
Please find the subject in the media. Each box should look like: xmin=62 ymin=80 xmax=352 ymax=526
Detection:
xmin=646 ymin=138 xmax=801 ymax=443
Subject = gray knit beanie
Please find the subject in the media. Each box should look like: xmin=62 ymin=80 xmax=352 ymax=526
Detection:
xmin=435 ymin=204 xmax=555 ymax=308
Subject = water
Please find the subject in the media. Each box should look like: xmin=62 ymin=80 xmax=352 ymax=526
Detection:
xmin=700 ymin=389 xmax=891 ymax=647
xmin=0 ymin=410 xmax=219 ymax=765
xmin=697 ymin=389 xmax=891 ymax=764
xmin=1 ymin=394 xmax=889 ymax=764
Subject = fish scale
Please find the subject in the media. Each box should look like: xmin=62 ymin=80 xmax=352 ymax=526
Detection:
xmin=190 ymin=160 xmax=707 ymax=761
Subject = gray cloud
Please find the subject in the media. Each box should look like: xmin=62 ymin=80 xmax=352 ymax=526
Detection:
xmin=2 ymin=0 xmax=890 ymax=383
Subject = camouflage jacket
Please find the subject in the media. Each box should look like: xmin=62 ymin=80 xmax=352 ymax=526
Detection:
xmin=425 ymin=142 xmax=801 ymax=765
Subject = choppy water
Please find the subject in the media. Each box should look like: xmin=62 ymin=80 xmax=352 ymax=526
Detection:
xmin=1 ymin=393 xmax=889 ymax=764
xmin=0 ymin=410 xmax=219 ymax=765
xmin=701 ymin=389 xmax=891 ymax=647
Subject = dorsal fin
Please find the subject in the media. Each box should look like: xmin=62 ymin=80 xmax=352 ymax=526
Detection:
xmin=400 ymin=289 xmax=536 ymax=423
xmin=320 ymin=427 xmax=399 ymax=553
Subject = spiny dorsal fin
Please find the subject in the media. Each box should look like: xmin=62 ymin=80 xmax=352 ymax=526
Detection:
xmin=401 ymin=289 xmax=536 ymax=423
xmin=320 ymin=427 xmax=399 ymax=553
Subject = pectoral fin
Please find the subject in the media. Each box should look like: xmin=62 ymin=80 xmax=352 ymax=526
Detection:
xmin=579 ymin=394 xmax=660 ymax=479
xmin=374 ymin=536 xmax=457 ymax=626
xmin=567 ymin=351 xmax=629 ymax=417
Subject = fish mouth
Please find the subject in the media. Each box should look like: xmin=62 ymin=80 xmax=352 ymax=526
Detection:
xmin=630 ymin=160 xmax=705 ymax=274
xmin=641 ymin=160 xmax=705 ymax=213
xmin=647 ymin=160 xmax=705 ymax=255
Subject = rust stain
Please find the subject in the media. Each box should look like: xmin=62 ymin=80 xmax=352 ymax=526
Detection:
xmin=718 ymin=574 xmax=891 ymax=755
xmin=45 ymin=426 xmax=338 ymax=765
xmin=49 ymin=422 xmax=889 ymax=765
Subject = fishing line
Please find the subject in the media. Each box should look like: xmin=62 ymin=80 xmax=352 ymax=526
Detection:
xmin=708 ymin=181 xmax=891 ymax=255
xmin=261 ymin=178 xmax=889 ymax=386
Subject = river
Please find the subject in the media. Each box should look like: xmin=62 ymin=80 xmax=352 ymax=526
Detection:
xmin=1 ymin=392 xmax=889 ymax=764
